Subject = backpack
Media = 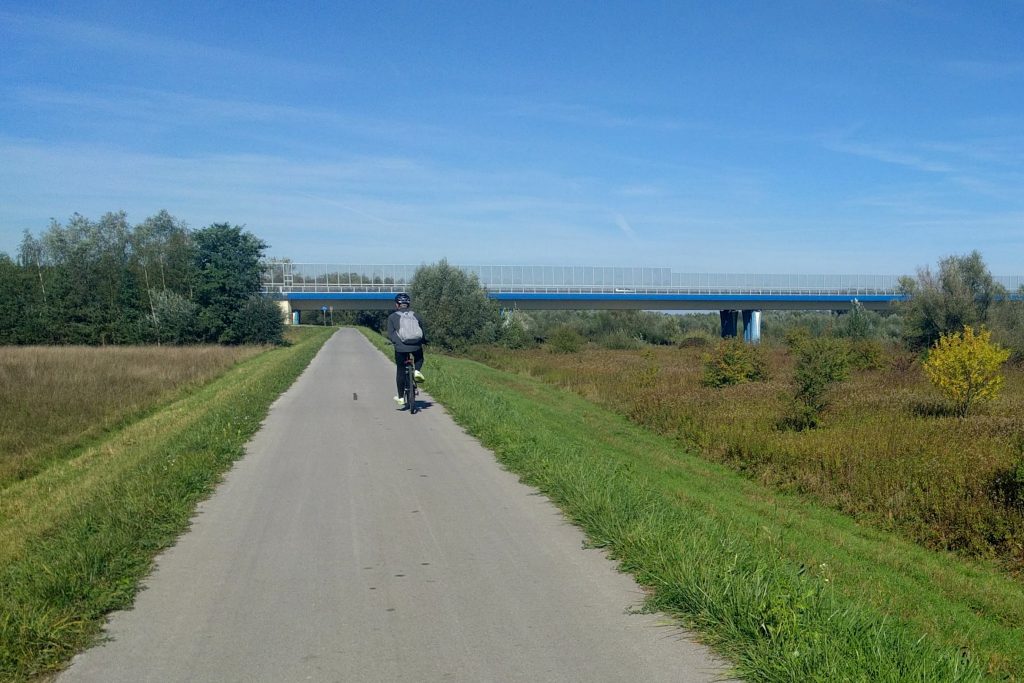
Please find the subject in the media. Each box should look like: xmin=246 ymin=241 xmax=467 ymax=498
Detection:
xmin=396 ymin=310 xmax=423 ymax=343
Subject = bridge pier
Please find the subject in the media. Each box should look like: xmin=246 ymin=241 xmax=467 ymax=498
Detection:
xmin=276 ymin=300 xmax=298 ymax=325
xmin=742 ymin=310 xmax=761 ymax=344
xmin=719 ymin=310 xmax=739 ymax=338
xmin=719 ymin=309 xmax=761 ymax=342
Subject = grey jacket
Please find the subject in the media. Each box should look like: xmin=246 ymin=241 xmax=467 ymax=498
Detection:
xmin=386 ymin=310 xmax=427 ymax=352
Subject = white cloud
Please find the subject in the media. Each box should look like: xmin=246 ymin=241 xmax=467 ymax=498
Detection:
xmin=0 ymin=10 xmax=333 ymax=80
xmin=819 ymin=129 xmax=1024 ymax=206
xmin=505 ymin=100 xmax=686 ymax=131
xmin=7 ymin=85 xmax=454 ymax=150
xmin=615 ymin=184 xmax=665 ymax=197
xmin=614 ymin=212 xmax=637 ymax=238
xmin=823 ymin=139 xmax=955 ymax=174
xmin=944 ymin=60 xmax=1024 ymax=80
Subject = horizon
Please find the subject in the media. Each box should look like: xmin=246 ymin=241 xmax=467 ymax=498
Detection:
xmin=2 ymin=2 xmax=1022 ymax=275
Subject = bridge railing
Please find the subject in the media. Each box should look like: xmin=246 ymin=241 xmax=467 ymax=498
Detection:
xmin=260 ymin=262 xmax=1023 ymax=296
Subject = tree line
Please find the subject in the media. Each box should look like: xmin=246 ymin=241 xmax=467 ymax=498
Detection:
xmin=0 ymin=211 xmax=284 ymax=345
xmin=3 ymin=210 xmax=1021 ymax=360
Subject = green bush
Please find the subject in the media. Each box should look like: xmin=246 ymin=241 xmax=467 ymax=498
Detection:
xmin=989 ymin=295 xmax=1024 ymax=362
xmin=766 ymin=312 xmax=834 ymax=343
xmin=701 ymin=339 xmax=768 ymax=387
xmin=548 ymin=325 xmax=583 ymax=354
xmin=990 ymin=457 xmax=1024 ymax=512
xmin=781 ymin=337 xmax=852 ymax=430
xmin=678 ymin=334 xmax=713 ymax=348
xmin=600 ymin=329 xmax=643 ymax=350
xmin=677 ymin=312 xmax=723 ymax=337
xmin=783 ymin=326 xmax=813 ymax=351
xmin=149 ymin=289 xmax=203 ymax=344
xmin=335 ymin=309 xmax=389 ymax=332
xmin=498 ymin=313 xmax=534 ymax=349
xmin=847 ymin=339 xmax=885 ymax=370
xmin=836 ymin=301 xmax=876 ymax=340
xmin=232 ymin=295 xmax=286 ymax=345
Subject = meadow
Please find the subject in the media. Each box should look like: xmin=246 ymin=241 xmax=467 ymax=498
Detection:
xmin=468 ymin=342 xmax=1024 ymax=573
xmin=0 ymin=345 xmax=264 ymax=487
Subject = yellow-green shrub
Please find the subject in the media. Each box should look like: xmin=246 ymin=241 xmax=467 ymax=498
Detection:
xmin=922 ymin=325 xmax=1011 ymax=417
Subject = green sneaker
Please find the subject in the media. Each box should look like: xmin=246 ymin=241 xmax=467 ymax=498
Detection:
xmin=414 ymin=370 xmax=425 ymax=382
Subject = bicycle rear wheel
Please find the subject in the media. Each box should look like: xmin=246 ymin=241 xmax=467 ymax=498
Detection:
xmin=405 ymin=364 xmax=417 ymax=414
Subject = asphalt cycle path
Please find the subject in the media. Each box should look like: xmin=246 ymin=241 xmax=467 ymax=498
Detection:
xmin=58 ymin=328 xmax=731 ymax=683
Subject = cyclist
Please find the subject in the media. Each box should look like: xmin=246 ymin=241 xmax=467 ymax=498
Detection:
xmin=386 ymin=292 xmax=427 ymax=407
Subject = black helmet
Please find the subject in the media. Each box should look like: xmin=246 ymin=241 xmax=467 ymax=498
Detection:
xmin=394 ymin=292 xmax=411 ymax=306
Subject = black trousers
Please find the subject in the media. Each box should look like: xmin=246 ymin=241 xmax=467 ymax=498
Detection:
xmin=394 ymin=348 xmax=424 ymax=395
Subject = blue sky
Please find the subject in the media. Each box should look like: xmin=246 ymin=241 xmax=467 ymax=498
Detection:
xmin=1 ymin=1 xmax=1022 ymax=275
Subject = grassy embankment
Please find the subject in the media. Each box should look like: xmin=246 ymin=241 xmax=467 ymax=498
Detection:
xmin=362 ymin=329 xmax=1024 ymax=681
xmin=468 ymin=344 xmax=1024 ymax=570
xmin=0 ymin=327 xmax=334 ymax=682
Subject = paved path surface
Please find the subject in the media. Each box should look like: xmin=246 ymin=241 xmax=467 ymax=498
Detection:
xmin=58 ymin=328 xmax=731 ymax=682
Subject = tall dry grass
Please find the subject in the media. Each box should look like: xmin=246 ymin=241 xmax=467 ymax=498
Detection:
xmin=470 ymin=344 xmax=1024 ymax=571
xmin=0 ymin=345 xmax=263 ymax=486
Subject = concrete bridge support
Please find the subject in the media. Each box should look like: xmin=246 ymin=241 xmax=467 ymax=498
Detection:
xmin=720 ymin=309 xmax=761 ymax=342
xmin=276 ymin=300 xmax=296 ymax=325
xmin=742 ymin=310 xmax=761 ymax=344
xmin=719 ymin=310 xmax=739 ymax=338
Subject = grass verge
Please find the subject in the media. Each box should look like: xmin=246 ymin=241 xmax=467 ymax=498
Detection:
xmin=0 ymin=327 xmax=335 ymax=682
xmin=361 ymin=329 xmax=1024 ymax=681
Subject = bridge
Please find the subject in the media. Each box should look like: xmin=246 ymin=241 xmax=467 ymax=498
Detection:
xmin=261 ymin=262 xmax=1024 ymax=341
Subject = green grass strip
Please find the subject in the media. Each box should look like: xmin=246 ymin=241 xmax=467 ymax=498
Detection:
xmin=361 ymin=329 xmax=1021 ymax=681
xmin=0 ymin=327 xmax=334 ymax=682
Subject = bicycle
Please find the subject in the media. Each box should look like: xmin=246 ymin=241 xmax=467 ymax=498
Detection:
xmin=402 ymin=353 xmax=419 ymax=414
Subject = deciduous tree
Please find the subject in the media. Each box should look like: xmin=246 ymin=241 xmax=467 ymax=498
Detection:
xmin=899 ymin=251 xmax=1004 ymax=350
xmin=409 ymin=259 xmax=500 ymax=351
xmin=193 ymin=223 xmax=280 ymax=344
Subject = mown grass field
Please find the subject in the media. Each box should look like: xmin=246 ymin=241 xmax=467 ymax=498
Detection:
xmin=469 ymin=343 xmax=1024 ymax=573
xmin=0 ymin=327 xmax=334 ymax=682
xmin=370 ymin=330 xmax=1024 ymax=681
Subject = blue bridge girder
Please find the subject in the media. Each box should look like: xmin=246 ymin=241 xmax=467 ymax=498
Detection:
xmin=263 ymin=262 xmax=1023 ymax=339
xmin=274 ymin=290 xmax=905 ymax=312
